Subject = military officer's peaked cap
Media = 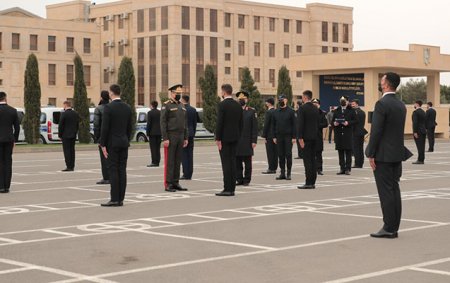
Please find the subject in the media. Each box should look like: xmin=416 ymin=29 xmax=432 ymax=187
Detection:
xmin=278 ymin=94 xmax=287 ymax=100
xmin=168 ymin=84 xmax=183 ymax=93
xmin=312 ymin=98 xmax=320 ymax=104
xmin=340 ymin=95 xmax=349 ymax=101
xmin=236 ymin=90 xmax=249 ymax=99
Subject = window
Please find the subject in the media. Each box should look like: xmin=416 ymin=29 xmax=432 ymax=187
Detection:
xmin=149 ymin=8 xmax=156 ymax=31
xmin=137 ymin=9 xmax=144 ymax=32
xmin=269 ymin=69 xmax=275 ymax=87
xmin=210 ymin=9 xmax=218 ymax=32
xmin=161 ymin=35 xmax=169 ymax=91
xmin=269 ymin=43 xmax=275 ymax=57
xmin=238 ymin=14 xmax=245 ymax=29
xmin=12 ymin=33 xmax=20 ymax=50
xmin=322 ymin=22 xmax=328 ymax=42
xmin=296 ymin=71 xmax=302 ymax=78
xmin=182 ymin=35 xmax=190 ymax=94
xmin=284 ymin=19 xmax=290 ymax=33
xmin=48 ymin=64 xmax=56 ymax=85
xmin=0 ymin=79 xmax=2 ymax=86
xmin=182 ymin=6 xmax=190 ymax=29
xmin=296 ymin=45 xmax=302 ymax=53
xmin=30 ymin=34 xmax=38 ymax=51
xmin=254 ymin=68 xmax=260 ymax=83
xmin=322 ymin=46 xmax=328 ymax=53
xmin=254 ymin=16 xmax=260 ymax=30
xmin=238 ymin=68 xmax=244 ymax=82
xmin=0 ymin=32 xmax=2 ymax=50
xmin=225 ymin=40 xmax=231 ymax=48
xmin=66 ymin=65 xmax=74 ymax=86
xmin=296 ymin=20 xmax=302 ymax=34
xmin=0 ymin=62 xmax=2 ymax=68
xmin=269 ymin=18 xmax=276 ymax=32
xmin=83 ymin=38 xmax=91 ymax=54
xmin=149 ymin=36 xmax=157 ymax=100
xmin=224 ymin=13 xmax=231 ymax=27
xmin=66 ymin=37 xmax=74 ymax=53
xmin=48 ymin=36 xmax=56 ymax=52
xmin=343 ymin=48 xmax=349 ymax=52
xmin=225 ymin=67 xmax=231 ymax=75
xmin=118 ymin=16 xmax=124 ymax=29
xmin=48 ymin=98 xmax=57 ymax=106
xmin=332 ymin=22 xmax=339 ymax=43
xmin=238 ymin=41 xmax=245 ymax=56
xmin=196 ymin=36 xmax=204 ymax=99
xmin=343 ymin=24 xmax=349 ymax=43
xmin=161 ymin=6 xmax=168 ymax=30
xmin=196 ymin=8 xmax=204 ymax=31
xmin=333 ymin=47 xmax=339 ymax=53
xmin=210 ymin=37 xmax=218 ymax=66
xmin=254 ymin=42 xmax=260 ymax=57
xmin=225 ymin=53 xmax=231 ymax=61
xmin=119 ymin=43 xmax=125 ymax=56
xmin=284 ymin=44 xmax=289 ymax=58
xmin=104 ymin=16 xmax=109 ymax=31
xmin=84 ymin=65 xmax=91 ymax=86
xmin=103 ymin=43 xmax=109 ymax=57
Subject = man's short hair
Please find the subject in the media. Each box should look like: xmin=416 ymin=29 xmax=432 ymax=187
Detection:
xmin=266 ymin=97 xmax=274 ymax=105
xmin=63 ymin=100 xmax=72 ymax=107
xmin=151 ymin=100 xmax=158 ymax=108
xmin=221 ymin=84 xmax=233 ymax=95
xmin=296 ymin=100 xmax=302 ymax=106
xmin=109 ymin=84 xmax=121 ymax=96
xmin=0 ymin=91 xmax=6 ymax=101
xmin=384 ymin=72 xmax=401 ymax=90
xmin=351 ymin=99 xmax=360 ymax=105
xmin=302 ymin=90 xmax=313 ymax=99
xmin=415 ymin=100 xmax=423 ymax=106
xmin=182 ymin=95 xmax=190 ymax=103
xmin=427 ymin=101 xmax=433 ymax=107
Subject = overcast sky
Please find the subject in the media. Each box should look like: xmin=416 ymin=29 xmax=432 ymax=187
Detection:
xmin=1 ymin=0 xmax=449 ymax=84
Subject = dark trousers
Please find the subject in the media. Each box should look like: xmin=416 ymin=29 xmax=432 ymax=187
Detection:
xmin=265 ymin=138 xmax=278 ymax=171
xmin=108 ymin=146 xmax=128 ymax=202
xmin=338 ymin=149 xmax=352 ymax=171
xmin=236 ymin=156 xmax=252 ymax=183
xmin=296 ymin=140 xmax=304 ymax=158
xmin=414 ymin=134 xmax=426 ymax=162
xmin=166 ymin=133 xmax=184 ymax=186
xmin=98 ymin=146 xmax=109 ymax=181
xmin=373 ymin=161 xmax=402 ymax=233
xmin=303 ymin=140 xmax=317 ymax=185
xmin=219 ymin=141 xmax=238 ymax=193
xmin=316 ymin=150 xmax=323 ymax=172
xmin=427 ymin=127 xmax=435 ymax=151
xmin=149 ymin=135 xmax=161 ymax=165
xmin=62 ymin=138 xmax=76 ymax=169
xmin=0 ymin=142 xmax=13 ymax=190
xmin=353 ymin=135 xmax=365 ymax=167
xmin=277 ymin=136 xmax=293 ymax=175
xmin=328 ymin=126 xmax=333 ymax=143
xmin=182 ymin=137 xmax=194 ymax=179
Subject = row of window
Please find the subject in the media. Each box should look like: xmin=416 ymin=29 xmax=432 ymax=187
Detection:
xmin=228 ymin=42 xmax=300 ymax=58
xmin=222 ymin=68 xmax=302 ymax=86
xmin=103 ymin=13 xmax=129 ymax=31
xmin=322 ymin=22 xmax=350 ymax=44
xmin=48 ymin=64 xmax=91 ymax=86
xmin=322 ymin=46 xmax=350 ymax=53
xmin=103 ymin=41 xmax=127 ymax=57
xmin=181 ymin=7 xmax=218 ymax=32
xmin=225 ymin=14 xmax=303 ymax=34
xmin=136 ymin=7 xmax=169 ymax=33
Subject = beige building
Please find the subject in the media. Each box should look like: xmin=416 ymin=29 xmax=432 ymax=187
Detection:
xmin=0 ymin=7 xmax=101 ymax=107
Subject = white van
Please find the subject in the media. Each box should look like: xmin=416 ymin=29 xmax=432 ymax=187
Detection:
xmin=16 ymin=108 xmax=26 ymax=142
xmin=39 ymin=107 xmax=64 ymax=144
xmin=195 ymin=108 xmax=214 ymax=138
xmin=134 ymin=106 xmax=151 ymax=142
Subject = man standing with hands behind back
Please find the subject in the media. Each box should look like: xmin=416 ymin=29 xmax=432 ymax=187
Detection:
xmin=412 ymin=100 xmax=426 ymax=164
xmin=425 ymin=102 xmax=437 ymax=152
xmin=59 ymin=100 xmax=79 ymax=172
xmin=146 ymin=101 xmax=162 ymax=167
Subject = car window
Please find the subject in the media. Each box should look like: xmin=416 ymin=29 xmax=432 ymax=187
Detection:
xmin=53 ymin=112 xmax=61 ymax=124
xmin=40 ymin=113 xmax=47 ymax=124
xmin=90 ymin=113 xmax=94 ymax=123
xmin=137 ymin=112 xmax=147 ymax=123
xmin=17 ymin=111 xmax=24 ymax=124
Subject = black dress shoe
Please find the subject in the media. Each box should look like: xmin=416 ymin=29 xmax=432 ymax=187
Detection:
xmin=345 ymin=170 xmax=351 ymax=175
xmin=101 ymin=201 xmax=120 ymax=207
xmin=317 ymin=171 xmax=324 ymax=176
xmin=336 ymin=171 xmax=345 ymax=175
xmin=165 ymin=185 xmax=177 ymax=192
xmin=297 ymin=185 xmax=315 ymax=189
xmin=262 ymin=170 xmax=276 ymax=174
xmin=0 ymin=189 xmax=10 ymax=193
xmin=215 ymin=191 xmax=235 ymax=196
xmin=352 ymin=166 xmax=362 ymax=169
xmin=118 ymin=202 xmax=124 ymax=207
xmin=276 ymin=174 xmax=286 ymax=180
xmin=427 ymin=149 xmax=433 ymax=152
xmin=174 ymin=184 xmax=188 ymax=191
xmin=180 ymin=176 xmax=191 ymax=180
xmin=147 ymin=164 xmax=159 ymax=167
xmin=294 ymin=156 xmax=302 ymax=160
xmin=370 ymin=229 xmax=398 ymax=239
xmin=236 ymin=181 xmax=244 ymax=186
xmin=96 ymin=180 xmax=110 ymax=185
xmin=62 ymin=168 xmax=74 ymax=172
xmin=412 ymin=161 xmax=424 ymax=165
xmin=286 ymin=174 xmax=291 ymax=180
xmin=243 ymin=182 xmax=250 ymax=186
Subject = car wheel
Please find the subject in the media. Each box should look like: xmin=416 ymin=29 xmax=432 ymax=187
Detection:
xmin=137 ymin=133 xmax=147 ymax=143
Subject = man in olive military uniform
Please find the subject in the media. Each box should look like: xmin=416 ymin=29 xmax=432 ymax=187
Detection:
xmin=161 ymin=84 xmax=189 ymax=192
xmin=235 ymin=91 xmax=258 ymax=186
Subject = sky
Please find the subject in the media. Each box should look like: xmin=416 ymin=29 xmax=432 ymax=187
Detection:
xmin=1 ymin=0 xmax=449 ymax=84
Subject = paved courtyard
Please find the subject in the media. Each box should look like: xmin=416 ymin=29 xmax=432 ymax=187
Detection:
xmin=1 ymin=140 xmax=449 ymax=282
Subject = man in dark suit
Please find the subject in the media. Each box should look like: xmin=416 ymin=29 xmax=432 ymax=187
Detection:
xmin=295 ymin=99 xmax=304 ymax=160
xmin=181 ymin=95 xmax=198 ymax=180
xmin=366 ymin=72 xmax=407 ymax=238
xmin=58 ymin=100 xmax=79 ymax=172
xmin=297 ymin=91 xmax=319 ymax=189
xmin=93 ymin=90 xmax=110 ymax=184
xmin=146 ymin=100 xmax=162 ymax=167
xmin=215 ymin=84 xmax=243 ymax=196
xmin=261 ymin=98 xmax=277 ymax=174
xmin=351 ymin=99 xmax=368 ymax=168
xmin=332 ymin=96 xmax=357 ymax=175
xmin=425 ymin=101 xmax=437 ymax=152
xmin=412 ymin=100 xmax=427 ymax=164
xmin=313 ymin=99 xmax=329 ymax=176
xmin=0 ymin=92 xmax=20 ymax=194
xmin=100 ymin=84 xmax=133 ymax=207
xmin=235 ymin=91 xmax=258 ymax=186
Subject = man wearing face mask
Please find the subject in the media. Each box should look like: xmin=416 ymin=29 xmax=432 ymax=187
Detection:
xmin=235 ymin=91 xmax=258 ymax=186
xmin=332 ymin=96 xmax=357 ymax=175
xmin=272 ymin=95 xmax=296 ymax=180
xmin=261 ymin=98 xmax=277 ymax=174
xmin=160 ymin=84 xmax=189 ymax=192
xmin=412 ymin=100 xmax=426 ymax=164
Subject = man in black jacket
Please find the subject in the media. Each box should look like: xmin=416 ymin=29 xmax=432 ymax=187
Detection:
xmin=181 ymin=95 xmax=199 ymax=180
xmin=261 ymin=98 xmax=277 ymax=174
xmin=58 ymin=100 xmax=79 ymax=172
xmin=312 ymin=99 xmax=328 ymax=176
xmin=351 ymin=99 xmax=368 ymax=168
xmin=412 ymin=100 xmax=426 ymax=164
xmin=273 ymin=95 xmax=296 ymax=181
xmin=425 ymin=102 xmax=437 ymax=152
xmin=235 ymin=91 xmax=258 ymax=186
xmin=295 ymin=99 xmax=304 ymax=160
xmin=146 ymin=101 xmax=162 ymax=167
xmin=93 ymin=90 xmax=110 ymax=184
xmin=100 ymin=84 xmax=133 ymax=207
xmin=0 ymin=92 xmax=20 ymax=194
xmin=366 ymin=72 xmax=407 ymax=238
xmin=215 ymin=84 xmax=243 ymax=196
xmin=297 ymin=91 xmax=319 ymax=189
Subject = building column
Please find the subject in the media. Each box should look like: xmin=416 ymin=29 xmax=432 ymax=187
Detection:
xmin=427 ymin=73 xmax=440 ymax=107
xmin=363 ymin=70 xmax=380 ymax=112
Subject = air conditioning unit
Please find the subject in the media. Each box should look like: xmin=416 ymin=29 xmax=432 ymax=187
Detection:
xmin=119 ymin=38 xmax=129 ymax=46
xmin=121 ymin=13 xmax=129 ymax=19
xmin=106 ymin=40 xmax=115 ymax=47
xmin=106 ymin=66 xmax=115 ymax=73
xmin=105 ymin=15 xmax=114 ymax=21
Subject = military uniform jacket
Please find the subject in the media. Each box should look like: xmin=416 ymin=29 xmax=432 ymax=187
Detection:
xmin=316 ymin=109 xmax=328 ymax=152
xmin=332 ymin=105 xmax=357 ymax=150
xmin=412 ymin=108 xmax=427 ymax=135
xmin=236 ymin=107 xmax=258 ymax=157
xmin=160 ymin=99 xmax=188 ymax=140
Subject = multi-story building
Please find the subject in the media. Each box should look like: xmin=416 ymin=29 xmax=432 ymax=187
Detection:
xmin=0 ymin=6 xmax=101 ymax=107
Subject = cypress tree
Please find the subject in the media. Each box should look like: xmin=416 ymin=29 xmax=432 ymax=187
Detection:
xmin=240 ymin=67 xmax=265 ymax=134
xmin=277 ymin=66 xmax=293 ymax=106
xmin=73 ymin=54 xmax=91 ymax=143
xmin=23 ymin=53 xmax=42 ymax=144
xmin=199 ymin=65 xmax=219 ymax=134
xmin=117 ymin=57 xmax=136 ymax=134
